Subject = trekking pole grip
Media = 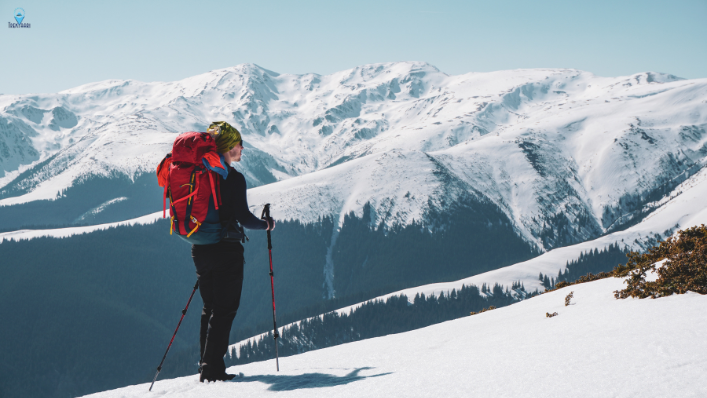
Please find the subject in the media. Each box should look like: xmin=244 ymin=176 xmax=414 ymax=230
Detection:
xmin=260 ymin=203 xmax=271 ymax=220
xmin=261 ymin=203 xmax=272 ymax=249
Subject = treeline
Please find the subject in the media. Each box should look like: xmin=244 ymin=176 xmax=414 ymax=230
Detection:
xmin=539 ymin=243 xmax=629 ymax=289
xmin=0 ymin=172 xmax=164 ymax=231
xmin=535 ymin=210 xmax=604 ymax=249
xmin=228 ymin=283 xmax=530 ymax=366
xmin=332 ymin=200 xmax=539 ymax=298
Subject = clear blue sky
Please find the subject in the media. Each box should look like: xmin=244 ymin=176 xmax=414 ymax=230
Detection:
xmin=2 ymin=0 xmax=706 ymax=95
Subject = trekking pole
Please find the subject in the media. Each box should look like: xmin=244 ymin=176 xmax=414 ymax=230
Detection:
xmin=261 ymin=203 xmax=280 ymax=371
xmin=149 ymin=280 xmax=199 ymax=391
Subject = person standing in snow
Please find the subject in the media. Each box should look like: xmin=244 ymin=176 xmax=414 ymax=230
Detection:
xmin=194 ymin=121 xmax=275 ymax=382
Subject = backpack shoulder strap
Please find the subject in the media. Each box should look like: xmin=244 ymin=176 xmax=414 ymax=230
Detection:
xmin=156 ymin=153 xmax=172 ymax=187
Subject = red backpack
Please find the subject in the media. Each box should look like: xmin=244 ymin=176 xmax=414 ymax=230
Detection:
xmin=156 ymin=132 xmax=227 ymax=243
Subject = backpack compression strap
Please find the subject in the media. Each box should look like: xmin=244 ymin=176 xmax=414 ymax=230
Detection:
xmin=171 ymin=188 xmax=199 ymax=206
xmin=183 ymin=168 xmax=199 ymax=237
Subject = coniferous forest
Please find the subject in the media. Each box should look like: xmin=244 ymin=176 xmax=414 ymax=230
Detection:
xmin=538 ymin=243 xmax=629 ymax=290
xmin=0 ymin=173 xmax=163 ymax=232
xmin=0 ymin=218 xmax=332 ymax=398
xmin=228 ymin=283 xmax=525 ymax=367
xmin=0 ymin=197 xmax=617 ymax=398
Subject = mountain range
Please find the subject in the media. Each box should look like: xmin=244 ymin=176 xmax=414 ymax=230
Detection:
xmin=2 ymin=62 xmax=707 ymax=398
xmin=2 ymin=62 xmax=706 ymax=250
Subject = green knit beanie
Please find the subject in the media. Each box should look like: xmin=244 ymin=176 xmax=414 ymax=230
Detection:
xmin=207 ymin=121 xmax=242 ymax=153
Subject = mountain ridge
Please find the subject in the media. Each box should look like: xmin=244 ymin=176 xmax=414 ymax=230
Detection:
xmin=1 ymin=62 xmax=706 ymax=250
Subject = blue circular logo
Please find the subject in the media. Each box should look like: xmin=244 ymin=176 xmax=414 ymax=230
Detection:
xmin=14 ymin=8 xmax=25 ymax=24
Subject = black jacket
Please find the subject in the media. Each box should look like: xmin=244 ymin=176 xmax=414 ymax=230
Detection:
xmin=218 ymin=166 xmax=268 ymax=231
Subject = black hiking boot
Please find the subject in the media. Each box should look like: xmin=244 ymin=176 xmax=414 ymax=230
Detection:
xmin=200 ymin=371 xmax=237 ymax=382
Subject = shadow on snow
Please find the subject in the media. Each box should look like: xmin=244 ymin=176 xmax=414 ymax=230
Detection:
xmin=231 ymin=367 xmax=392 ymax=391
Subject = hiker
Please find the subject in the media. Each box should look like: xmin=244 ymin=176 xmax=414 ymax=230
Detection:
xmin=191 ymin=122 xmax=275 ymax=382
xmin=155 ymin=121 xmax=274 ymax=382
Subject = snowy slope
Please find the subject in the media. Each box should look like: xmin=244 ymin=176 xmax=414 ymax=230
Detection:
xmin=0 ymin=211 xmax=164 ymax=243
xmin=2 ymin=63 xmax=706 ymax=249
xmin=82 ymin=274 xmax=707 ymax=398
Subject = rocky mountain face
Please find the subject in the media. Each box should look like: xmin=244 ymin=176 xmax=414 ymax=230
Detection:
xmin=1 ymin=62 xmax=706 ymax=250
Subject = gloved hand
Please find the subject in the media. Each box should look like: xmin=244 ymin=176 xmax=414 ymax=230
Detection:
xmin=265 ymin=217 xmax=276 ymax=231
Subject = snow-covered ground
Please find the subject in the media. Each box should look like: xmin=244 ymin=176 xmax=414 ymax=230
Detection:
xmin=82 ymin=274 xmax=707 ymax=398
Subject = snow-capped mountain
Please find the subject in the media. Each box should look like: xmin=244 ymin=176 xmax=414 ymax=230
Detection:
xmin=1 ymin=62 xmax=706 ymax=250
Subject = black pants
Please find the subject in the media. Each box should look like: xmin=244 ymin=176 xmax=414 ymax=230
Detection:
xmin=192 ymin=241 xmax=244 ymax=377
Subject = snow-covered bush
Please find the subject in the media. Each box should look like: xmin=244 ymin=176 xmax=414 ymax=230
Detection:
xmin=614 ymin=225 xmax=707 ymax=299
xmin=545 ymin=225 xmax=707 ymax=299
